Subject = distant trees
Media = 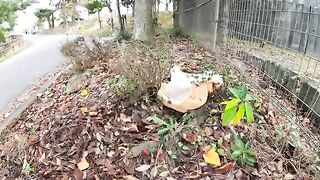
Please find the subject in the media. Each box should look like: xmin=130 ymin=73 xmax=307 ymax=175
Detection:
xmin=0 ymin=0 xmax=32 ymax=42
xmin=34 ymin=9 xmax=55 ymax=28
xmin=86 ymin=0 xmax=104 ymax=28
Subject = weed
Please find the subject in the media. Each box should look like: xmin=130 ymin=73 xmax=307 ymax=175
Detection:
xmin=22 ymin=161 xmax=34 ymax=174
xmin=152 ymin=115 xmax=175 ymax=136
xmin=231 ymin=136 xmax=257 ymax=166
xmin=167 ymin=27 xmax=182 ymax=37
xmin=116 ymin=31 xmax=132 ymax=42
xmin=115 ymin=40 xmax=171 ymax=102
xmin=167 ymin=150 xmax=178 ymax=160
xmin=221 ymin=84 xmax=254 ymax=126
xmin=181 ymin=112 xmax=194 ymax=124
xmin=211 ymin=142 xmax=226 ymax=156
xmin=61 ymin=38 xmax=95 ymax=73
xmin=31 ymin=127 xmax=37 ymax=135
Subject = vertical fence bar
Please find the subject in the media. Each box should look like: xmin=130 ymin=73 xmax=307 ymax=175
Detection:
xmin=212 ymin=0 xmax=220 ymax=51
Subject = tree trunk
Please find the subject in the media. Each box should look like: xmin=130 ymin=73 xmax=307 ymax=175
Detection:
xmin=116 ymin=0 xmax=124 ymax=32
xmin=132 ymin=2 xmax=135 ymax=17
xmin=165 ymin=0 xmax=169 ymax=11
xmin=98 ymin=11 xmax=102 ymax=29
xmin=51 ymin=14 xmax=55 ymax=28
xmin=157 ymin=0 xmax=160 ymax=15
xmin=134 ymin=0 xmax=153 ymax=42
xmin=47 ymin=17 xmax=52 ymax=28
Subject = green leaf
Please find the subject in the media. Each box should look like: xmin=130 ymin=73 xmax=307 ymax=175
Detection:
xmin=182 ymin=145 xmax=189 ymax=150
xmin=224 ymin=98 xmax=241 ymax=110
xmin=241 ymin=85 xmax=248 ymax=98
xmin=222 ymin=106 xmax=237 ymax=126
xmin=244 ymin=154 xmax=257 ymax=166
xmin=152 ymin=115 xmax=168 ymax=126
xmin=221 ymin=98 xmax=241 ymax=111
xmin=169 ymin=117 xmax=175 ymax=126
xmin=245 ymin=94 xmax=254 ymax=101
xmin=232 ymin=102 xmax=245 ymax=125
xmin=245 ymin=102 xmax=254 ymax=123
xmin=211 ymin=143 xmax=217 ymax=150
xmin=217 ymin=148 xmax=225 ymax=155
xmin=228 ymin=87 xmax=243 ymax=99
xmin=217 ymin=138 xmax=223 ymax=145
xmin=234 ymin=137 xmax=245 ymax=150
xmin=182 ymin=113 xmax=193 ymax=123
xmin=231 ymin=150 xmax=242 ymax=159
xmin=158 ymin=127 xmax=170 ymax=135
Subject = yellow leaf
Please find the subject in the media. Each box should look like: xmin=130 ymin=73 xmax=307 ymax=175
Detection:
xmin=80 ymin=107 xmax=88 ymax=115
xmin=77 ymin=157 xmax=89 ymax=171
xmin=81 ymin=89 xmax=88 ymax=97
xmin=232 ymin=103 xmax=245 ymax=126
xmin=203 ymin=148 xmax=221 ymax=166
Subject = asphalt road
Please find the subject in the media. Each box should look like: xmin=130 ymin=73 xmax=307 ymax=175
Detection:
xmin=0 ymin=35 xmax=73 ymax=112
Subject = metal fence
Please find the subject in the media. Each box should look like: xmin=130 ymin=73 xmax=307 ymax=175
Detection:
xmin=175 ymin=0 xmax=320 ymax=128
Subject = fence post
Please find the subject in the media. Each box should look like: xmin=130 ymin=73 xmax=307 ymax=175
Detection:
xmin=212 ymin=0 xmax=220 ymax=52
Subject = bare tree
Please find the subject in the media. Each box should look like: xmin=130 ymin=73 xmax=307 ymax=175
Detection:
xmin=116 ymin=0 xmax=124 ymax=33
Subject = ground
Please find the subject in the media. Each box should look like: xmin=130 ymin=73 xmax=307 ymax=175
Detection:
xmin=0 ymin=31 xmax=318 ymax=179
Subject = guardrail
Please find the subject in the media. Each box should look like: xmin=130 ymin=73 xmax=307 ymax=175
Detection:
xmin=0 ymin=35 xmax=24 ymax=57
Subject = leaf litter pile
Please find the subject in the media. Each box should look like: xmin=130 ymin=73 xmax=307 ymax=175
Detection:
xmin=0 ymin=35 xmax=319 ymax=179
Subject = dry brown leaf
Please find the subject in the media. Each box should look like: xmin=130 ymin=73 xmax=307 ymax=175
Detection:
xmin=77 ymin=157 xmax=89 ymax=171
xmin=123 ymin=175 xmax=139 ymax=180
xmin=135 ymin=164 xmax=151 ymax=172
xmin=126 ymin=141 xmax=158 ymax=158
xmin=150 ymin=166 xmax=158 ymax=178
xmin=105 ymin=160 xmax=116 ymax=175
xmin=203 ymin=148 xmax=221 ymax=166
xmin=284 ymin=173 xmax=295 ymax=180
xmin=29 ymin=135 xmax=39 ymax=143
xmin=213 ymin=162 xmax=236 ymax=174
xmin=184 ymin=132 xmax=197 ymax=143
xmin=276 ymin=160 xmax=283 ymax=173
xmin=73 ymin=168 xmax=83 ymax=180
xmin=80 ymin=107 xmax=88 ymax=115
xmin=89 ymin=111 xmax=98 ymax=116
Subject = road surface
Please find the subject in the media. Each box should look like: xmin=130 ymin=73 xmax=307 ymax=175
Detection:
xmin=0 ymin=35 xmax=73 ymax=112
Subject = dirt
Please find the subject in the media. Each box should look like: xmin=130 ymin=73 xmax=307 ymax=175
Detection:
xmin=0 ymin=35 xmax=318 ymax=179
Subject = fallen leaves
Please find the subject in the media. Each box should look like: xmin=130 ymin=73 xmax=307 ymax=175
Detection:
xmin=135 ymin=164 xmax=151 ymax=172
xmin=214 ymin=162 xmax=236 ymax=174
xmin=81 ymin=89 xmax=88 ymax=97
xmin=77 ymin=157 xmax=89 ymax=171
xmin=80 ymin=107 xmax=88 ymax=115
xmin=203 ymin=148 xmax=221 ymax=166
xmin=126 ymin=141 xmax=158 ymax=158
